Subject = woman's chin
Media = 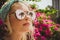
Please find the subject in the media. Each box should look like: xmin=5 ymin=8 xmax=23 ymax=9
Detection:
xmin=22 ymin=26 xmax=31 ymax=32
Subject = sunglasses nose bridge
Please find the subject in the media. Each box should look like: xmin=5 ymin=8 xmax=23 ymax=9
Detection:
xmin=24 ymin=13 xmax=29 ymax=18
xmin=24 ymin=15 xmax=30 ymax=21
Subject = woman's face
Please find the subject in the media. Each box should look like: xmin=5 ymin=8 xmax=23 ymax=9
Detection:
xmin=8 ymin=2 xmax=35 ymax=33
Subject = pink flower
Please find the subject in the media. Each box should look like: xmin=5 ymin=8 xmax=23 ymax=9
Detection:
xmin=34 ymin=28 xmax=41 ymax=37
xmin=36 ymin=32 xmax=41 ymax=36
xmin=41 ymin=36 xmax=46 ymax=40
xmin=34 ymin=18 xmax=38 ymax=22
xmin=0 ymin=19 xmax=3 ymax=25
xmin=54 ymin=27 xmax=58 ymax=30
xmin=34 ymin=21 xmax=40 ymax=27
xmin=34 ymin=37 xmax=37 ymax=40
xmin=48 ymin=24 xmax=53 ymax=27
xmin=48 ymin=16 xmax=51 ymax=19
xmin=39 ymin=26 xmax=43 ymax=31
xmin=56 ymin=24 xmax=60 ymax=27
xmin=42 ymin=19 xmax=53 ymax=24
xmin=34 ymin=12 xmax=59 ymax=40
xmin=36 ymin=12 xmax=41 ymax=17
xmin=47 ymin=20 xmax=53 ymax=24
xmin=42 ymin=24 xmax=48 ymax=28
xmin=35 ymin=28 xmax=39 ymax=33
xmin=36 ymin=13 xmax=46 ymax=19
xmin=45 ymin=29 xmax=52 ymax=36
xmin=42 ymin=20 xmax=48 ymax=24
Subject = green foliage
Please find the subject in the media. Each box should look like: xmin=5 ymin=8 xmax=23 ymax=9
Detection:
xmin=36 ymin=5 xmax=58 ymax=16
xmin=30 ymin=4 xmax=37 ymax=9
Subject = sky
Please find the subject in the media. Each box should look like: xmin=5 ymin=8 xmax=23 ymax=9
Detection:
xmin=26 ymin=0 xmax=52 ymax=9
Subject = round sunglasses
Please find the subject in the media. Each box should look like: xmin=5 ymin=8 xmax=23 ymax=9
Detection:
xmin=10 ymin=9 xmax=36 ymax=20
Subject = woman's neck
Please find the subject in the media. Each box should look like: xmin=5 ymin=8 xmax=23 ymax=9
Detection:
xmin=6 ymin=32 xmax=27 ymax=40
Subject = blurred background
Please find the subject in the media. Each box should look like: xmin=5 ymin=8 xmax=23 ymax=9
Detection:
xmin=0 ymin=0 xmax=60 ymax=40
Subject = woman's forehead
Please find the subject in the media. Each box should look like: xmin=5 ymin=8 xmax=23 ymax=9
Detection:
xmin=10 ymin=2 xmax=29 ymax=12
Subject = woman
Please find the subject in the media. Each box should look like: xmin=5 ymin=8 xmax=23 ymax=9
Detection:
xmin=0 ymin=0 xmax=36 ymax=40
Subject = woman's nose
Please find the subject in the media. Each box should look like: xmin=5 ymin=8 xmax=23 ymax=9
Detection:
xmin=25 ymin=16 xmax=29 ymax=21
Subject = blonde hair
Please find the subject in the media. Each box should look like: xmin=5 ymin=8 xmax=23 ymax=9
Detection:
xmin=4 ymin=2 xmax=35 ymax=40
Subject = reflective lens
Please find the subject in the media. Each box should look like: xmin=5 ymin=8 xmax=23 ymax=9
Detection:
xmin=15 ymin=10 xmax=36 ymax=20
xmin=15 ymin=10 xmax=25 ymax=20
xmin=28 ymin=11 xmax=36 ymax=20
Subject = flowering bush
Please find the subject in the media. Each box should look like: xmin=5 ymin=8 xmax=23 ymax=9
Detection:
xmin=34 ymin=12 xmax=60 ymax=40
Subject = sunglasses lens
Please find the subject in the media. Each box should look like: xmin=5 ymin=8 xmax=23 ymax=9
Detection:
xmin=28 ymin=11 xmax=36 ymax=20
xmin=15 ymin=10 xmax=36 ymax=20
xmin=29 ymin=12 xmax=33 ymax=17
xmin=15 ymin=10 xmax=25 ymax=20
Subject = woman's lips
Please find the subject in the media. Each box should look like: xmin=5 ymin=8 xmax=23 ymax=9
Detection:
xmin=23 ymin=23 xmax=30 ymax=26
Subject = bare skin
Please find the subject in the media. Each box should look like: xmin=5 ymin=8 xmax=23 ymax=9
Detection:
xmin=5 ymin=2 xmax=33 ymax=40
